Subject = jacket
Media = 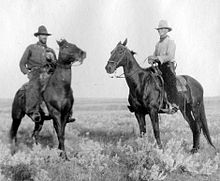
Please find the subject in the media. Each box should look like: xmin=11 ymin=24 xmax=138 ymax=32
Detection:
xmin=19 ymin=42 xmax=56 ymax=74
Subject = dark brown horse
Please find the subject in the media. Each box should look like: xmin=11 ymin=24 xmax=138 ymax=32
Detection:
xmin=10 ymin=39 xmax=86 ymax=158
xmin=105 ymin=39 xmax=215 ymax=153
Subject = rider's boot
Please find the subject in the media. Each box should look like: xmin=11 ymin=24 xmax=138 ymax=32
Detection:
xmin=160 ymin=100 xmax=179 ymax=114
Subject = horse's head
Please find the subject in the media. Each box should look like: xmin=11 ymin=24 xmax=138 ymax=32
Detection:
xmin=105 ymin=39 xmax=130 ymax=74
xmin=57 ymin=39 xmax=86 ymax=65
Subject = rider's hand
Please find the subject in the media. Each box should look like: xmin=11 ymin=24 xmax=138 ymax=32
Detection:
xmin=148 ymin=59 xmax=154 ymax=64
xmin=148 ymin=56 xmax=158 ymax=64
xmin=46 ymin=52 xmax=55 ymax=61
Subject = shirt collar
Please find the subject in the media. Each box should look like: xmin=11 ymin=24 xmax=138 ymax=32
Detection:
xmin=37 ymin=41 xmax=47 ymax=48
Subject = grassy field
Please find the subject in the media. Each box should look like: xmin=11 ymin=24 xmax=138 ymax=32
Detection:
xmin=0 ymin=97 xmax=219 ymax=181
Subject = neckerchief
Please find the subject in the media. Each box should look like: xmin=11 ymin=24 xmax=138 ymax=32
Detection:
xmin=159 ymin=35 xmax=168 ymax=42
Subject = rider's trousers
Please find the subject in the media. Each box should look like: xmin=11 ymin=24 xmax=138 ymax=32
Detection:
xmin=160 ymin=61 xmax=179 ymax=104
xmin=25 ymin=67 xmax=50 ymax=117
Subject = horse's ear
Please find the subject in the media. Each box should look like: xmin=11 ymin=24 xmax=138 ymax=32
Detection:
xmin=117 ymin=41 xmax=122 ymax=45
xmin=56 ymin=39 xmax=67 ymax=47
xmin=122 ymin=38 xmax=127 ymax=46
xmin=56 ymin=40 xmax=61 ymax=47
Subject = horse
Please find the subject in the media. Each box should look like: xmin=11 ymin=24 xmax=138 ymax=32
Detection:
xmin=10 ymin=39 xmax=86 ymax=159
xmin=105 ymin=39 xmax=215 ymax=153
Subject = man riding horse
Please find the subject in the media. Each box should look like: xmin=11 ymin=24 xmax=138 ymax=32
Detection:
xmin=19 ymin=25 xmax=75 ymax=123
xmin=148 ymin=20 xmax=179 ymax=113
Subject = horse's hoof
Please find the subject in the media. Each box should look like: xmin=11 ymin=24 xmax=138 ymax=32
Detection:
xmin=10 ymin=145 xmax=16 ymax=155
xmin=158 ymin=144 xmax=163 ymax=150
xmin=10 ymin=139 xmax=17 ymax=155
xmin=11 ymin=148 xmax=16 ymax=155
xmin=190 ymin=147 xmax=199 ymax=154
xmin=140 ymin=132 xmax=146 ymax=137
xmin=31 ymin=135 xmax=39 ymax=145
xmin=60 ymin=152 xmax=69 ymax=161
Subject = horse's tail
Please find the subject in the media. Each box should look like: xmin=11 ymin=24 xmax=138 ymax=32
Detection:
xmin=200 ymin=100 xmax=215 ymax=149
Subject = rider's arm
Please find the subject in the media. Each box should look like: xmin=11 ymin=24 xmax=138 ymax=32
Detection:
xmin=19 ymin=45 xmax=31 ymax=74
xmin=153 ymin=43 xmax=158 ymax=57
xmin=147 ymin=43 xmax=158 ymax=64
xmin=157 ymin=40 xmax=176 ymax=64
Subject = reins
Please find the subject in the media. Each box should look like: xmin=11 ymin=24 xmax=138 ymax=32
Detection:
xmin=109 ymin=57 xmax=152 ymax=79
xmin=110 ymin=68 xmax=140 ymax=79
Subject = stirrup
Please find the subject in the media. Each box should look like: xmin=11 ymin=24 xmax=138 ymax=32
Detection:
xmin=160 ymin=108 xmax=178 ymax=114
xmin=169 ymin=103 xmax=179 ymax=114
xmin=160 ymin=103 xmax=178 ymax=114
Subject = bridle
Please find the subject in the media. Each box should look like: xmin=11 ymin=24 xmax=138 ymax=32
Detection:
xmin=57 ymin=51 xmax=84 ymax=68
xmin=107 ymin=47 xmax=140 ymax=79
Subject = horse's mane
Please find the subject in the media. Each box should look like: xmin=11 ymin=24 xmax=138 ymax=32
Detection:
xmin=129 ymin=49 xmax=156 ymax=73
xmin=130 ymin=50 xmax=136 ymax=56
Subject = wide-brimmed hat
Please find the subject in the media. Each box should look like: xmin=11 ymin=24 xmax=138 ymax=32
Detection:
xmin=34 ymin=25 xmax=51 ymax=37
xmin=155 ymin=20 xmax=172 ymax=32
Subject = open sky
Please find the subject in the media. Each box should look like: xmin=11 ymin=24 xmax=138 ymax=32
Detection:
xmin=0 ymin=0 xmax=220 ymax=98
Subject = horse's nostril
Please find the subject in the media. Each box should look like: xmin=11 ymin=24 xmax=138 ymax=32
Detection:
xmin=82 ymin=52 xmax=86 ymax=59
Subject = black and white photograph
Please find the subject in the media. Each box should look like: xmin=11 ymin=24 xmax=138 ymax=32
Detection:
xmin=0 ymin=0 xmax=220 ymax=180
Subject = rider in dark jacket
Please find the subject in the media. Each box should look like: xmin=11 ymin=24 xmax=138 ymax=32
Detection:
xmin=20 ymin=25 xmax=75 ymax=122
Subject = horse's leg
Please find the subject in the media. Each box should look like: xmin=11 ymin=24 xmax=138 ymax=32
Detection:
xmin=180 ymin=104 xmax=201 ymax=153
xmin=52 ymin=112 xmax=68 ymax=160
xmin=187 ymin=108 xmax=201 ymax=153
xmin=149 ymin=109 xmax=162 ymax=149
xmin=134 ymin=112 xmax=146 ymax=135
xmin=31 ymin=121 xmax=44 ymax=144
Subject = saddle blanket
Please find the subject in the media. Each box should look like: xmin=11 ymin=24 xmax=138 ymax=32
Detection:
xmin=176 ymin=75 xmax=187 ymax=92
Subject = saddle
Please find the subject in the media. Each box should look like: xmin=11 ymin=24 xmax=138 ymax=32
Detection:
xmin=150 ymin=67 xmax=191 ymax=105
xmin=150 ymin=66 xmax=188 ymax=92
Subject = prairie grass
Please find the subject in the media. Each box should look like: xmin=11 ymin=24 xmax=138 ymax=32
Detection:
xmin=0 ymin=98 xmax=219 ymax=181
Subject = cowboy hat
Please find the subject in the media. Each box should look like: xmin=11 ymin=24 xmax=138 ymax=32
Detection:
xmin=155 ymin=20 xmax=172 ymax=32
xmin=34 ymin=25 xmax=51 ymax=37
